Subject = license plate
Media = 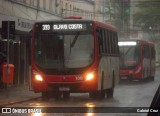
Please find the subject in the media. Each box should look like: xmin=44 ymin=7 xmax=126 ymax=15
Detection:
xmin=121 ymin=76 xmax=127 ymax=79
xmin=59 ymin=87 xmax=70 ymax=91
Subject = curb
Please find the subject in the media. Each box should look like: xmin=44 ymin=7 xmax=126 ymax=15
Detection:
xmin=0 ymin=97 xmax=41 ymax=107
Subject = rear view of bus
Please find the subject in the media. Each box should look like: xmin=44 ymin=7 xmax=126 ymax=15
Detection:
xmin=118 ymin=40 xmax=155 ymax=81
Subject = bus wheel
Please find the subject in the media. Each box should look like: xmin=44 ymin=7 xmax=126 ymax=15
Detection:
xmin=89 ymin=91 xmax=105 ymax=99
xmin=53 ymin=92 xmax=62 ymax=100
xmin=63 ymin=92 xmax=70 ymax=100
xmin=99 ymin=72 xmax=105 ymax=99
xmin=140 ymin=77 xmax=145 ymax=82
xmin=89 ymin=92 xmax=98 ymax=99
xmin=99 ymin=90 xmax=105 ymax=99
xmin=106 ymin=88 xmax=114 ymax=98
xmin=89 ymin=92 xmax=95 ymax=98
xmin=106 ymin=72 xmax=114 ymax=98
xmin=42 ymin=92 xmax=49 ymax=101
xmin=150 ymin=76 xmax=154 ymax=81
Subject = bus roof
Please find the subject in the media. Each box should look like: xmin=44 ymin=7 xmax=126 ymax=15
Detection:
xmin=119 ymin=39 xmax=155 ymax=47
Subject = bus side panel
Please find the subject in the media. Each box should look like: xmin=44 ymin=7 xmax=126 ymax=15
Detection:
xmin=97 ymin=56 xmax=119 ymax=91
xmin=142 ymin=45 xmax=152 ymax=79
xmin=151 ymin=59 xmax=155 ymax=77
xmin=97 ymin=56 xmax=110 ymax=90
xmin=114 ymin=57 xmax=120 ymax=85
xmin=151 ymin=47 xmax=156 ymax=78
xmin=142 ymin=59 xmax=149 ymax=78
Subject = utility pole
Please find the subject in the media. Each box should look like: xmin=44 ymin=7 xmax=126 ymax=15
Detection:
xmin=103 ymin=0 xmax=105 ymax=22
xmin=2 ymin=21 xmax=15 ymax=97
xmin=6 ymin=21 xmax=10 ymax=97
xmin=36 ymin=0 xmax=40 ymax=20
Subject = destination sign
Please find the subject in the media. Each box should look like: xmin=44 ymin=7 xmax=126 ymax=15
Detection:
xmin=53 ymin=24 xmax=85 ymax=30
xmin=35 ymin=22 xmax=93 ymax=32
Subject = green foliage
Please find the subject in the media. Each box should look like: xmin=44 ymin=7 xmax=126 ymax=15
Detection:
xmin=134 ymin=0 xmax=160 ymax=29
xmin=122 ymin=6 xmax=130 ymax=20
xmin=125 ymin=8 xmax=130 ymax=16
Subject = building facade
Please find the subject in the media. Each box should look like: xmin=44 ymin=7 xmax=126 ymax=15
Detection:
xmin=97 ymin=0 xmax=128 ymax=37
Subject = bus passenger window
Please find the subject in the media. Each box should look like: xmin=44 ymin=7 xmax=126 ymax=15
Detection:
xmin=152 ymin=47 xmax=155 ymax=59
xmin=96 ymin=28 xmax=103 ymax=54
xmin=106 ymin=30 xmax=110 ymax=55
xmin=142 ymin=46 xmax=145 ymax=59
xmin=108 ymin=32 xmax=112 ymax=54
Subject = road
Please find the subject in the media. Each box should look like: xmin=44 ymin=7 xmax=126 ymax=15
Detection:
xmin=4 ymin=68 xmax=160 ymax=116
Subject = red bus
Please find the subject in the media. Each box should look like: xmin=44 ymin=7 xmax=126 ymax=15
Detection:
xmin=118 ymin=39 xmax=155 ymax=81
xmin=31 ymin=18 xmax=119 ymax=100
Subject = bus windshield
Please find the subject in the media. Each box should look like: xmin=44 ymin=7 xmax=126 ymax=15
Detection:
xmin=119 ymin=46 xmax=140 ymax=69
xmin=34 ymin=31 xmax=94 ymax=72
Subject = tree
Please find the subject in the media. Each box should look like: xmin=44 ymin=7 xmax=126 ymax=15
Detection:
xmin=134 ymin=0 xmax=160 ymax=30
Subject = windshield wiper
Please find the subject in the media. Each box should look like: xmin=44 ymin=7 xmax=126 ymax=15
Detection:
xmin=70 ymin=32 xmax=80 ymax=48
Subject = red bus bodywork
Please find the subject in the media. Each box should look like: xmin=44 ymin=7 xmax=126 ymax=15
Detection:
xmin=119 ymin=39 xmax=155 ymax=80
xmin=31 ymin=19 xmax=118 ymax=93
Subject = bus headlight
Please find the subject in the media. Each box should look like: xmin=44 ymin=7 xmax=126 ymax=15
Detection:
xmin=86 ymin=73 xmax=94 ymax=81
xmin=35 ymin=74 xmax=43 ymax=81
xmin=33 ymin=70 xmax=43 ymax=82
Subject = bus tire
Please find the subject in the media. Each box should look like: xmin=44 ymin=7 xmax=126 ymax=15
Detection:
xmin=89 ymin=72 xmax=106 ymax=100
xmin=42 ymin=92 xmax=49 ymax=101
xmin=107 ymin=72 xmax=114 ymax=98
xmin=106 ymin=88 xmax=114 ymax=98
xmin=53 ymin=92 xmax=62 ymax=100
xmin=63 ymin=92 xmax=70 ymax=100
xmin=151 ymin=76 xmax=154 ymax=81
xmin=99 ymin=72 xmax=105 ymax=99
xmin=89 ymin=91 xmax=105 ymax=99
xmin=99 ymin=90 xmax=105 ymax=99
xmin=89 ymin=72 xmax=105 ymax=99
xmin=89 ymin=92 xmax=97 ymax=99
xmin=140 ymin=76 xmax=145 ymax=82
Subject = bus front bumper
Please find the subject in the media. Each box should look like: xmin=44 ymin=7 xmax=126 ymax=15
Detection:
xmin=32 ymin=81 xmax=97 ymax=93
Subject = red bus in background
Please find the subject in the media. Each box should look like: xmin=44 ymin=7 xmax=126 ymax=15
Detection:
xmin=31 ymin=18 xmax=119 ymax=100
xmin=118 ymin=39 xmax=155 ymax=81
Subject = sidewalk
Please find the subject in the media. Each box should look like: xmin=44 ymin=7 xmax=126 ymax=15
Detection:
xmin=0 ymin=84 xmax=41 ymax=106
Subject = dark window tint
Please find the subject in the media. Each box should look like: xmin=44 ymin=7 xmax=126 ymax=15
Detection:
xmin=96 ymin=27 xmax=118 ymax=56
xmin=143 ymin=45 xmax=150 ymax=58
xmin=151 ymin=47 xmax=155 ymax=59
